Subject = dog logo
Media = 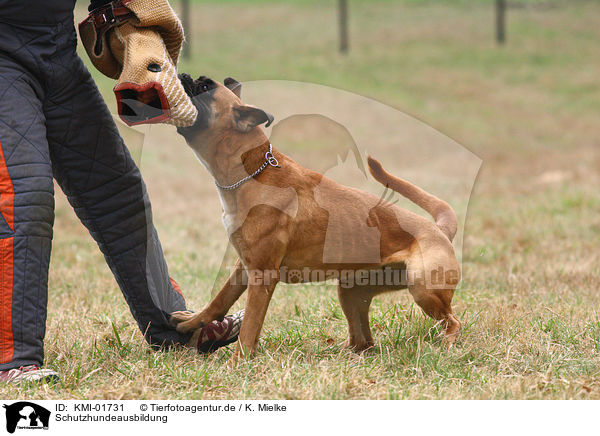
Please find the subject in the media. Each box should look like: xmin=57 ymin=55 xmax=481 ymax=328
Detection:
xmin=2 ymin=402 xmax=50 ymax=434
xmin=133 ymin=79 xmax=481 ymax=312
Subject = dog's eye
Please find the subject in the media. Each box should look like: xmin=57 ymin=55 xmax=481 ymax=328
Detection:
xmin=202 ymin=84 xmax=208 ymax=91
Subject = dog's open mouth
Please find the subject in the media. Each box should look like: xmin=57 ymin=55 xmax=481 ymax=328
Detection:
xmin=114 ymin=82 xmax=170 ymax=126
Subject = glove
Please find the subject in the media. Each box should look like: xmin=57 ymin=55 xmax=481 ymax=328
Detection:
xmin=79 ymin=0 xmax=198 ymax=127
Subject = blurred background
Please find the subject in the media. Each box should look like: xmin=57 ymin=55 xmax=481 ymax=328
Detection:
xmin=81 ymin=0 xmax=599 ymax=158
xmin=71 ymin=0 xmax=598 ymax=286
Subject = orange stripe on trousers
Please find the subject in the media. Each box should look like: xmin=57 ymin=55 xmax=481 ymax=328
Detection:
xmin=0 ymin=237 xmax=14 ymax=363
xmin=0 ymin=140 xmax=15 ymax=363
xmin=170 ymin=277 xmax=185 ymax=300
xmin=0 ymin=140 xmax=14 ymax=231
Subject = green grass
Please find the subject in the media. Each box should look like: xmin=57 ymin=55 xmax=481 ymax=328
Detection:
xmin=1 ymin=0 xmax=599 ymax=399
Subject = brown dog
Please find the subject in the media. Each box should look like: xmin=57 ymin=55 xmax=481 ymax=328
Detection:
xmin=171 ymin=75 xmax=461 ymax=361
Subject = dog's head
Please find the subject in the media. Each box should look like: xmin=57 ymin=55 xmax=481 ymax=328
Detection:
xmin=176 ymin=75 xmax=273 ymax=148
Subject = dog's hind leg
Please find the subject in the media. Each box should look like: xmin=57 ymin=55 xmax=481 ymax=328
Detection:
xmin=337 ymin=285 xmax=376 ymax=352
xmin=170 ymin=259 xmax=248 ymax=332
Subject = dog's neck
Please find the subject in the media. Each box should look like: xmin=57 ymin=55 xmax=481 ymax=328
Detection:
xmin=239 ymin=140 xmax=272 ymax=180
xmin=194 ymin=129 xmax=270 ymax=203
xmin=193 ymin=129 xmax=273 ymax=192
xmin=214 ymin=135 xmax=274 ymax=220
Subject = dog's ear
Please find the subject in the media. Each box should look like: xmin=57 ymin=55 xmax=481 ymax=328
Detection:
xmin=224 ymin=77 xmax=242 ymax=98
xmin=233 ymin=105 xmax=274 ymax=133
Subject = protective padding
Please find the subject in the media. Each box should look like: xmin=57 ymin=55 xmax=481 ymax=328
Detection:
xmin=112 ymin=23 xmax=198 ymax=126
xmin=79 ymin=0 xmax=197 ymax=126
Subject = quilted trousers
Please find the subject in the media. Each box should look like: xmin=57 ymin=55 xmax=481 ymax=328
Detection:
xmin=0 ymin=16 xmax=191 ymax=370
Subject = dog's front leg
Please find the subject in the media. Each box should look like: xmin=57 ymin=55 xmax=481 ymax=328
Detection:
xmin=229 ymin=271 xmax=278 ymax=364
xmin=171 ymin=259 xmax=248 ymax=333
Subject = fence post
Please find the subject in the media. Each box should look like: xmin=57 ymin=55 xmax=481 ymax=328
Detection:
xmin=339 ymin=0 xmax=349 ymax=54
xmin=496 ymin=0 xmax=506 ymax=45
xmin=182 ymin=0 xmax=191 ymax=59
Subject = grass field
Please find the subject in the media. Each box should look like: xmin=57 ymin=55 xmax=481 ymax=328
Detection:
xmin=2 ymin=0 xmax=599 ymax=399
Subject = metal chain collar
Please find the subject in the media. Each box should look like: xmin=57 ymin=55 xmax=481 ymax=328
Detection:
xmin=215 ymin=143 xmax=280 ymax=190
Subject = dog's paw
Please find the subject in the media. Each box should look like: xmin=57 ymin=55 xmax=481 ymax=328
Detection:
xmin=175 ymin=317 xmax=206 ymax=333
xmin=227 ymin=344 xmax=252 ymax=367
xmin=171 ymin=308 xmax=228 ymax=333
xmin=343 ymin=337 xmax=374 ymax=353
xmin=169 ymin=310 xmax=195 ymax=327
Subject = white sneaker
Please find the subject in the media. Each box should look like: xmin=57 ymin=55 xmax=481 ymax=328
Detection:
xmin=195 ymin=309 xmax=244 ymax=353
xmin=0 ymin=365 xmax=59 ymax=384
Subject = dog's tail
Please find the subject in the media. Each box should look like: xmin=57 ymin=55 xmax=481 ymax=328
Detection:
xmin=367 ymin=156 xmax=458 ymax=242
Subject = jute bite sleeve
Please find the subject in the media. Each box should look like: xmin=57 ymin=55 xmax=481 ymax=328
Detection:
xmin=79 ymin=0 xmax=198 ymax=126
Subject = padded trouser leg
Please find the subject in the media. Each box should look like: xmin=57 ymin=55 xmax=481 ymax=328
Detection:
xmin=0 ymin=54 xmax=53 ymax=370
xmin=44 ymin=54 xmax=191 ymax=348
